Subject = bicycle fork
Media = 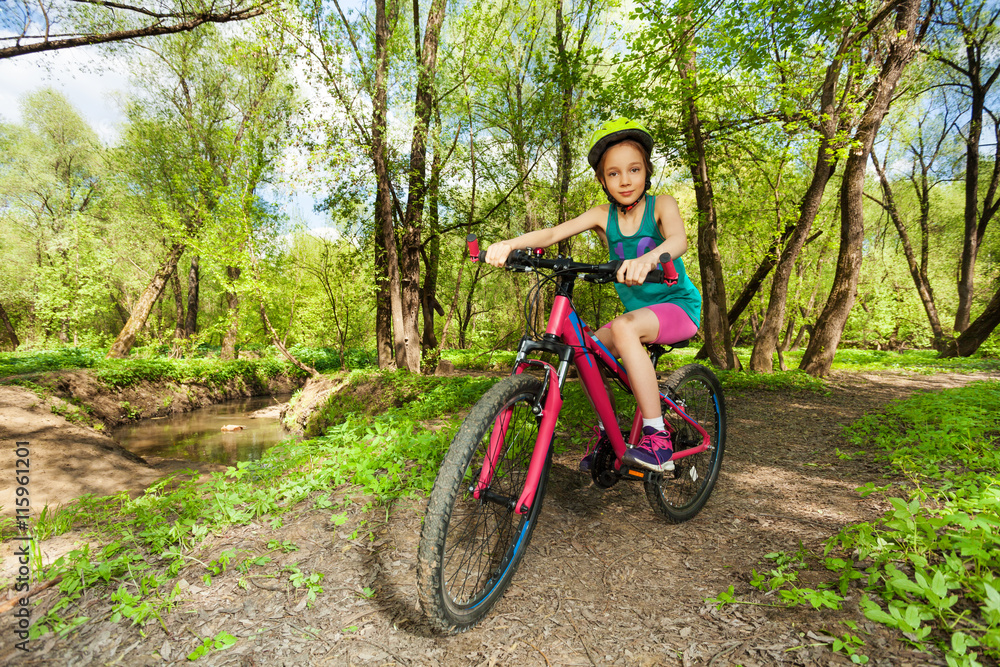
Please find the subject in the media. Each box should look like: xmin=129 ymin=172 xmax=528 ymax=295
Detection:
xmin=473 ymin=358 xmax=564 ymax=515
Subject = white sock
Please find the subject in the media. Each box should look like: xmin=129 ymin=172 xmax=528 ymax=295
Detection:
xmin=643 ymin=416 xmax=665 ymax=432
xmin=596 ymin=418 xmax=605 ymax=432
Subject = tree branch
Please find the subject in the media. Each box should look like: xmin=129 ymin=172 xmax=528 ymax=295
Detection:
xmin=1 ymin=4 xmax=271 ymax=59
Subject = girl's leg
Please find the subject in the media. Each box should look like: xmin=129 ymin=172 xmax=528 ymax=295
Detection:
xmin=597 ymin=306 xmax=698 ymax=472
xmin=596 ymin=309 xmax=661 ymax=420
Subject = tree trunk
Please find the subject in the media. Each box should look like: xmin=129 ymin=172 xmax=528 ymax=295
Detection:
xmin=169 ymin=266 xmax=185 ymax=358
xmin=259 ymin=301 xmax=319 ymax=377
xmin=220 ymin=265 xmax=241 ymax=360
xmin=955 ymin=73 xmax=985 ymax=333
xmin=107 ymin=243 xmax=185 ymax=358
xmin=373 ymin=0 xmax=406 ymax=371
xmin=678 ymin=51 xmax=736 ymax=370
xmin=185 ymin=255 xmax=200 ymax=337
xmin=0 ymin=301 xmax=19 ymax=350
xmin=931 ymin=2 xmax=1000 ymax=332
xmin=943 ymin=285 xmax=1000 ymax=357
xmin=421 ymin=142 xmax=444 ymax=367
xmin=374 ymin=227 xmax=394 ymax=367
xmin=800 ymin=0 xmax=924 ymax=376
xmin=514 ymin=81 xmax=537 ymax=234
xmin=439 ymin=260 xmax=465 ymax=351
xmin=747 ymin=23 xmax=853 ymax=374
xmin=170 ymin=265 xmax=185 ymax=342
xmin=871 ymin=152 xmax=947 ymax=349
xmin=458 ymin=262 xmax=482 ymax=349
xmin=553 ymin=0 xmax=583 ymax=257
xmin=780 ymin=312 xmax=797 ymax=350
xmin=399 ymin=0 xmax=447 ymax=374
xmin=749 ymin=140 xmax=837 ymax=372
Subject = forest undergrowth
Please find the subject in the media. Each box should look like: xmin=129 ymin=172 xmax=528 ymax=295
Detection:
xmin=1 ymin=349 xmax=999 ymax=663
xmin=709 ymin=380 xmax=1000 ymax=667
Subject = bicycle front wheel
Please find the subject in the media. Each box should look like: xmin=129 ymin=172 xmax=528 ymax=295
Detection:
xmin=417 ymin=374 xmax=549 ymax=633
xmin=645 ymin=363 xmax=726 ymax=523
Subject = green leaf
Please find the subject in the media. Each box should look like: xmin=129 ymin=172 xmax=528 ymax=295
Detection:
xmin=213 ymin=631 xmax=237 ymax=650
xmin=861 ymin=599 xmax=897 ymax=627
xmin=187 ymin=639 xmax=211 ymax=661
xmin=888 ymin=497 xmax=910 ymax=515
xmin=931 ymin=571 xmax=948 ymax=598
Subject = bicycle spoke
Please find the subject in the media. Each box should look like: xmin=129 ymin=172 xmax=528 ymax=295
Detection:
xmin=439 ymin=386 xmax=540 ymax=608
xmin=645 ymin=364 xmax=726 ymax=523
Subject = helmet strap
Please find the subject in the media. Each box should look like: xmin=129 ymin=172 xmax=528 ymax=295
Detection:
xmin=620 ymin=197 xmax=643 ymax=214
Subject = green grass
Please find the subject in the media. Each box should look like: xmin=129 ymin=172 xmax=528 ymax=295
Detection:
xmin=441 ymin=348 xmax=518 ymax=371
xmin=717 ymin=368 xmax=829 ymax=394
xmin=0 ymin=348 xmax=337 ymax=389
xmin=775 ymin=347 xmax=1000 ymax=374
xmin=0 ymin=348 xmax=103 ymax=376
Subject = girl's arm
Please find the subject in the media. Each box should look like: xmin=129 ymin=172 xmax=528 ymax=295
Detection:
xmin=485 ymin=207 xmax=606 ymax=267
xmin=617 ymin=195 xmax=689 ymax=286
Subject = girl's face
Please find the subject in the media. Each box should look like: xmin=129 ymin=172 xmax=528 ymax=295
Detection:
xmin=600 ymin=142 xmax=647 ymax=207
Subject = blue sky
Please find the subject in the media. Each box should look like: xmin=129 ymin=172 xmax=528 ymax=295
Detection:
xmin=0 ymin=39 xmax=329 ymax=229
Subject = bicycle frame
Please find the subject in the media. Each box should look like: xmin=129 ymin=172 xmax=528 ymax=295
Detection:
xmin=474 ymin=274 xmax=711 ymax=516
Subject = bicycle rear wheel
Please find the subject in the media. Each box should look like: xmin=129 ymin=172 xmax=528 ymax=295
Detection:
xmin=645 ymin=364 xmax=726 ymax=523
xmin=417 ymin=374 xmax=549 ymax=633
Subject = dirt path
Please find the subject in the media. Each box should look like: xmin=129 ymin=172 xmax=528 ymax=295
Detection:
xmin=3 ymin=370 xmax=997 ymax=666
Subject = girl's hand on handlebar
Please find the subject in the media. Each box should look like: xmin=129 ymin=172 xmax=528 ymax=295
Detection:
xmin=485 ymin=241 xmax=514 ymax=268
xmin=617 ymin=254 xmax=661 ymax=286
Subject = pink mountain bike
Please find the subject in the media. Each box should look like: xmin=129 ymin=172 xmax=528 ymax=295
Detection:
xmin=417 ymin=235 xmax=727 ymax=632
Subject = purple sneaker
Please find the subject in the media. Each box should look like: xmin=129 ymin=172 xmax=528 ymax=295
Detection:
xmin=622 ymin=426 xmax=675 ymax=472
xmin=580 ymin=426 xmax=605 ymax=472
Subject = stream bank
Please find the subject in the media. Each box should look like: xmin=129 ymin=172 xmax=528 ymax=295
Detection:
xmin=0 ymin=368 xmax=306 ymax=515
xmin=1 ymin=365 xmax=489 ymax=516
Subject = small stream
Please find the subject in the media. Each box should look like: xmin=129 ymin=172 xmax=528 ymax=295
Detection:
xmin=113 ymin=394 xmax=295 ymax=466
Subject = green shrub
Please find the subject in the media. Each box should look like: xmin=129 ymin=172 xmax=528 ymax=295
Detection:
xmin=0 ymin=348 xmax=102 ymax=377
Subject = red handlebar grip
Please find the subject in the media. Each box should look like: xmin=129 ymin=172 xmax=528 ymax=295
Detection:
xmin=662 ymin=261 xmax=678 ymax=283
xmin=659 ymin=252 xmax=678 ymax=285
xmin=467 ymin=233 xmax=480 ymax=262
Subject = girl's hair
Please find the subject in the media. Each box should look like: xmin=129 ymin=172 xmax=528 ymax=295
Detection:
xmin=593 ymin=139 xmax=655 ymax=185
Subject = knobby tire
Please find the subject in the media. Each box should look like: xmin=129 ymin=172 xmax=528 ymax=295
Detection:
xmin=645 ymin=363 xmax=726 ymax=523
xmin=417 ymin=375 xmax=550 ymax=633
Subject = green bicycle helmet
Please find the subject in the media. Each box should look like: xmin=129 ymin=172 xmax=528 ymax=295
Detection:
xmin=587 ymin=117 xmax=654 ymax=212
xmin=587 ymin=117 xmax=654 ymax=169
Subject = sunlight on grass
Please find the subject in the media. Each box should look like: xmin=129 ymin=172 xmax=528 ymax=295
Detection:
xmin=710 ymin=380 xmax=1000 ymax=667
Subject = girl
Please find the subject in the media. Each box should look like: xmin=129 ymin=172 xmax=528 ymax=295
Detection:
xmin=485 ymin=118 xmax=702 ymax=473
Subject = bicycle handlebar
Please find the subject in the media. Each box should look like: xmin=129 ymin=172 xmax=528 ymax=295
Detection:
xmin=466 ymin=233 xmax=679 ymax=286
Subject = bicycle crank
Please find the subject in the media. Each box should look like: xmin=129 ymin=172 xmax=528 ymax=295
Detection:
xmin=590 ymin=440 xmax=620 ymax=489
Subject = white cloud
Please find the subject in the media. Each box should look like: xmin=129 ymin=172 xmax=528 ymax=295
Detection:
xmin=0 ymin=37 xmax=128 ymax=143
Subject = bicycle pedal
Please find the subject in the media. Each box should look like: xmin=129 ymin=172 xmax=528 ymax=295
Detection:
xmin=619 ymin=465 xmax=649 ymax=481
xmin=620 ymin=464 xmax=674 ymax=481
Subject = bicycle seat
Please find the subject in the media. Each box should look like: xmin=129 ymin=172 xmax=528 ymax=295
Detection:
xmin=647 ymin=339 xmax=690 ymax=357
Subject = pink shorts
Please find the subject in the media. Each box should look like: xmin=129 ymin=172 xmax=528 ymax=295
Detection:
xmin=601 ymin=302 xmax=699 ymax=346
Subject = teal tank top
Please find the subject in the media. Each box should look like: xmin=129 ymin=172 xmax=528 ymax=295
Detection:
xmin=606 ymin=194 xmax=702 ymax=325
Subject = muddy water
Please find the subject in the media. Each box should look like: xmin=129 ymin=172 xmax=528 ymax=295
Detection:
xmin=113 ymin=395 xmax=294 ymax=465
